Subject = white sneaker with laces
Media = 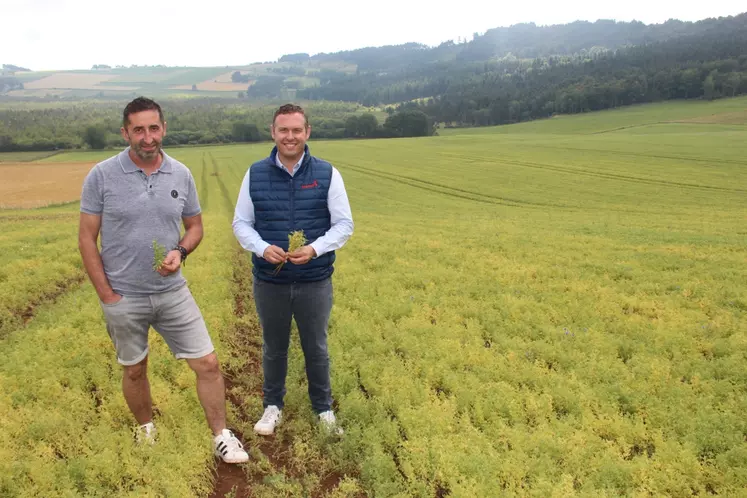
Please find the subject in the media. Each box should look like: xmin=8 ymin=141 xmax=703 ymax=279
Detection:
xmin=136 ymin=421 xmax=157 ymax=445
xmin=318 ymin=410 xmax=343 ymax=436
xmin=254 ymin=405 xmax=282 ymax=435
xmin=213 ymin=429 xmax=249 ymax=463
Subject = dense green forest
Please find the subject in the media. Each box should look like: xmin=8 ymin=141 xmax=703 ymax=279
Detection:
xmin=1 ymin=13 xmax=746 ymax=151
xmin=298 ymin=14 xmax=747 ymax=125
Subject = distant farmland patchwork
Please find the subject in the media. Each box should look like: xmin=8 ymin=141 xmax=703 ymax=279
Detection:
xmin=6 ymin=62 xmax=352 ymax=98
xmin=22 ymin=73 xmax=139 ymax=92
xmin=1 ymin=99 xmax=746 ymax=496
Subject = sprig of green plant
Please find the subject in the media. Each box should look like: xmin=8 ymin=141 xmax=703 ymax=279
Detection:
xmin=152 ymin=239 xmax=167 ymax=271
xmin=274 ymin=230 xmax=307 ymax=276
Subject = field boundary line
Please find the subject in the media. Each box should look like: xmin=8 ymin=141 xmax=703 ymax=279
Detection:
xmin=587 ymin=122 xmax=664 ymax=135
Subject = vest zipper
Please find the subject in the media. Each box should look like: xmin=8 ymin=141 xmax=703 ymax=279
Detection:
xmin=289 ymin=177 xmax=295 ymax=282
xmin=289 ymin=177 xmax=295 ymax=229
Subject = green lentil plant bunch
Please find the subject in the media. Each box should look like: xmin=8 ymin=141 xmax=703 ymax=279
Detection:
xmin=274 ymin=230 xmax=307 ymax=276
xmin=152 ymin=239 xmax=167 ymax=271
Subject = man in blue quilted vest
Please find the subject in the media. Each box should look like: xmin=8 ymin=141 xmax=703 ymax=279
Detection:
xmin=232 ymin=104 xmax=354 ymax=436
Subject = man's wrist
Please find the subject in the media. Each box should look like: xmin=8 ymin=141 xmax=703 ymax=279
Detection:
xmin=100 ymin=289 xmax=119 ymax=301
xmin=257 ymin=241 xmax=271 ymax=259
xmin=309 ymin=242 xmax=322 ymax=259
xmin=175 ymin=245 xmax=188 ymax=262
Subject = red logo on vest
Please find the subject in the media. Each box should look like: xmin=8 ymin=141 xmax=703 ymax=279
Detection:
xmin=301 ymin=180 xmax=319 ymax=189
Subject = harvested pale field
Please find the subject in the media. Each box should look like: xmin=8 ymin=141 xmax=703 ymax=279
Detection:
xmin=170 ymin=71 xmax=253 ymax=91
xmin=23 ymin=73 xmax=138 ymax=91
xmin=0 ymin=162 xmax=93 ymax=208
xmin=171 ymin=80 xmax=252 ymax=92
xmin=107 ymin=69 xmax=191 ymax=83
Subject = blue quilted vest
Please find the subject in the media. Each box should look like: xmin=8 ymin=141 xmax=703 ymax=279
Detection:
xmin=249 ymin=145 xmax=335 ymax=283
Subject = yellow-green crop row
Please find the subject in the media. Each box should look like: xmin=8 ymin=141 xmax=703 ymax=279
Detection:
xmin=0 ymin=209 xmax=84 ymax=336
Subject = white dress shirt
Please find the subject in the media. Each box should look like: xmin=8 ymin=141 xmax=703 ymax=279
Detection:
xmin=232 ymin=152 xmax=354 ymax=259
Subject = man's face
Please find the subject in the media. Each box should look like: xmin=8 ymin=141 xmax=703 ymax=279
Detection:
xmin=121 ymin=110 xmax=167 ymax=162
xmin=271 ymin=112 xmax=310 ymax=158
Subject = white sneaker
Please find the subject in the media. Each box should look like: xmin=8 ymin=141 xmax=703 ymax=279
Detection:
xmin=254 ymin=405 xmax=282 ymax=435
xmin=213 ymin=429 xmax=249 ymax=463
xmin=136 ymin=422 xmax=157 ymax=445
xmin=318 ymin=410 xmax=343 ymax=436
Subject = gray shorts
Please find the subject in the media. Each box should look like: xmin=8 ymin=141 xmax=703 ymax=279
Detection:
xmin=100 ymin=284 xmax=214 ymax=366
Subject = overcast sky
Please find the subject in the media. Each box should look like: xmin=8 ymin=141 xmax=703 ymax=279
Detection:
xmin=3 ymin=0 xmax=745 ymax=71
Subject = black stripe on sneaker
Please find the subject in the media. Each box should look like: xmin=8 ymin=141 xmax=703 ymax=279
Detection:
xmin=217 ymin=442 xmax=226 ymax=453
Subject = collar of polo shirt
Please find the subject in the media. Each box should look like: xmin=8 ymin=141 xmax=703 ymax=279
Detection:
xmin=119 ymin=147 xmax=173 ymax=174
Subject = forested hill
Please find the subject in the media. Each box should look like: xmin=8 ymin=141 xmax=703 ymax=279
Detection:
xmin=293 ymin=13 xmax=747 ymax=126
xmin=301 ymin=15 xmax=740 ymax=71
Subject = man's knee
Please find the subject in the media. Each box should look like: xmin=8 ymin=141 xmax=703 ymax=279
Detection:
xmin=188 ymin=352 xmax=221 ymax=378
xmin=123 ymin=358 xmax=148 ymax=382
xmin=263 ymin=348 xmax=289 ymax=361
xmin=301 ymin=338 xmax=328 ymax=359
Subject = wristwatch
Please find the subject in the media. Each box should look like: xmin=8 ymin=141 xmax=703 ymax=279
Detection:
xmin=175 ymin=245 xmax=188 ymax=264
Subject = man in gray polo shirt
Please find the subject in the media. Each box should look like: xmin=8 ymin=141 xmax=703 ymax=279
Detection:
xmin=78 ymin=97 xmax=248 ymax=463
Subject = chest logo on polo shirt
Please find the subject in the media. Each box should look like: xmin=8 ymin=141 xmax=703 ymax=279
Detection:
xmin=171 ymin=190 xmax=178 ymax=199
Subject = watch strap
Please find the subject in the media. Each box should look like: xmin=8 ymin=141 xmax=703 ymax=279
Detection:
xmin=175 ymin=245 xmax=188 ymax=263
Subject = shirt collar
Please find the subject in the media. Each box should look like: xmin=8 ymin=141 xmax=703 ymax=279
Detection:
xmin=118 ymin=147 xmax=172 ymax=174
xmin=273 ymin=149 xmax=305 ymax=176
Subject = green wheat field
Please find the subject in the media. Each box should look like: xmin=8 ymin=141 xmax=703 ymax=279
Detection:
xmin=1 ymin=97 xmax=746 ymax=497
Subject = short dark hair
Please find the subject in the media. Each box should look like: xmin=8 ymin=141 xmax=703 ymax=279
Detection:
xmin=123 ymin=97 xmax=165 ymax=127
xmin=273 ymin=103 xmax=308 ymax=127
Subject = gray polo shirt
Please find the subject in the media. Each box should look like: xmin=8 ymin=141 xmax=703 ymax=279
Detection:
xmin=80 ymin=147 xmax=201 ymax=296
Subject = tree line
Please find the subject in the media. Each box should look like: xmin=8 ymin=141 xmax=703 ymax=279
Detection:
xmin=0 ymin=99 xmax=434 ymax=152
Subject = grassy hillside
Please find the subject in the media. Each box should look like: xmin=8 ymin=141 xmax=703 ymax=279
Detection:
xmin=440 ymin=96 xmax=747 ymax=135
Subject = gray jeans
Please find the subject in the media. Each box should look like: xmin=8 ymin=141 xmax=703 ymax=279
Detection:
xmin=252 ymin=277 xmax=333 ymax=414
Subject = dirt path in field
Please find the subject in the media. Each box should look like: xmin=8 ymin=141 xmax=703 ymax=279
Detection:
xmin=208 ymin=247 xmax=265 ymax=497
xmin=206 ymin=153 xmax=350 ymax=496
xmin=1 ymin=272 xmax=86 ymax=338
xmin=208 ymin=247 xmax=347 ymax=497
xmin=20 ymin=273 xmax=87 ymax=325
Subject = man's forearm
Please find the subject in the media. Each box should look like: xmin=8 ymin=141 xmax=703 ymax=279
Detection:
xmin=78 ymin=238 xmax=116 ymax=300
xmin=309 ymin=218 xmax=354 ymax=257
xmin=178 ymin=224 xmax=203 ymax=254
xmin=232 ymin=217 xmax=270 ymax=258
